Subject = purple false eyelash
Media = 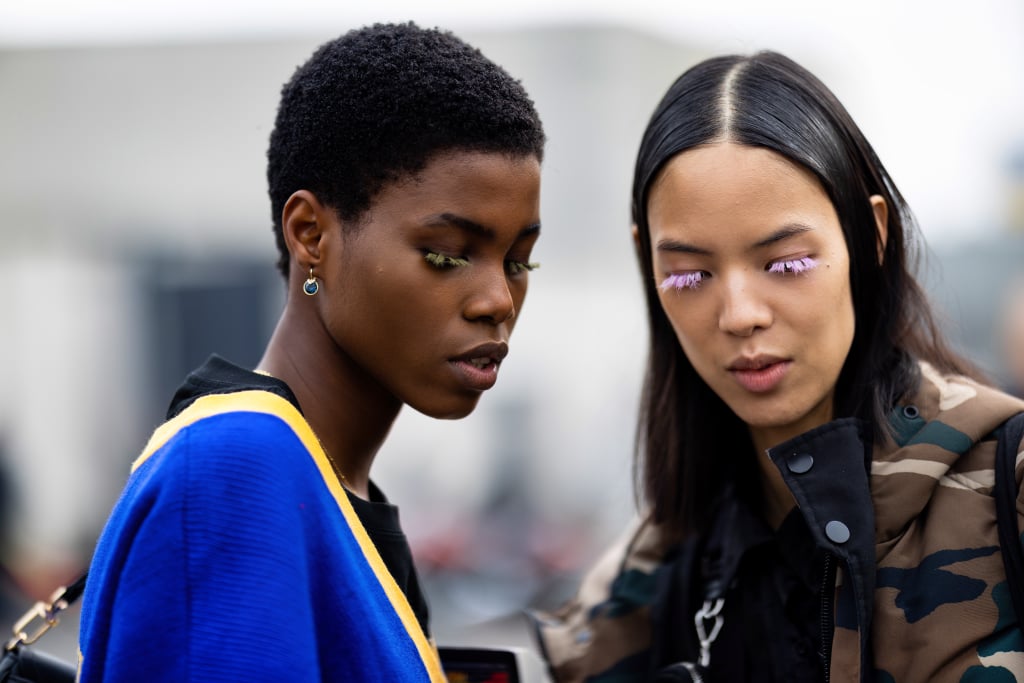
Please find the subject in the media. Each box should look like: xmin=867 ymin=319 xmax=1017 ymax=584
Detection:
xmin=659 ymin=272 xmax=704 ymax=290
xmin=767 ymin=256 xmax=818 ymax=275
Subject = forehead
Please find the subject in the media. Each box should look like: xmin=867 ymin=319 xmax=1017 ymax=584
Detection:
xmin=647 ymin=143 xmax=836 ymax=243
xmin=365 ymin=150 xmax=542 ymax=228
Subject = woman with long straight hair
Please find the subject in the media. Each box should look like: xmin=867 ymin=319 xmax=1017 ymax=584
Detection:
xmin=534 ymin=51 xmax=1024 ymax=682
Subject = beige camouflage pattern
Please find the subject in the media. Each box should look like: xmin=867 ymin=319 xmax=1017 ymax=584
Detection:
xmin=530 ymin=517 xmax=673 ymax=682
xmin=867 ymin=364 xmax=1024 ymax=682
xmin=534 ymin=363 xmax=1024 ymax=682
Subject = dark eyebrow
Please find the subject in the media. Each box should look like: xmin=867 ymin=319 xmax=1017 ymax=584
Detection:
xmin=426 ymin=212 xmax=540 ymax=240
xmin=656 ymin=223 xmax=814 ymax=254
xmin=655 ymin=238 xmax=710 ymax=255
xmin=753 ymin=224 xmax=813 ymax=249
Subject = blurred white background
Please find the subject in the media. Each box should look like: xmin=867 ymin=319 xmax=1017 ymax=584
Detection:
xmin=1 ymin=0 xmax=1023 ymax=658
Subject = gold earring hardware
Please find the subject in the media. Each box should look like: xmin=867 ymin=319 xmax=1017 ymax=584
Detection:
xmin=303 ymin=267 xmax=319 ymax=296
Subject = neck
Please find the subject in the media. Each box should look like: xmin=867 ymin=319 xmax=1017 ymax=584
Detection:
xmin=748 ymin=404 xmax=836 ymax=528
xmin=755 ymin=449 xmax=797 ymax=530
xmin=257 ymin=301 xmax=402 ymax=500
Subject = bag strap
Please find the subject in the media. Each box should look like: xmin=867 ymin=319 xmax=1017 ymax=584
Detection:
xmin=4 ymin=572 xmax=87 ymax=652
xmin=54 ymin=572 xmax=87 ymax=607
xmin=994 ymin=412 xmax=1024 ymax=633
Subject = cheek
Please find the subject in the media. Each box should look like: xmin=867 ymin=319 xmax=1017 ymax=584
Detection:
xmin=357 ymin=268 xmax=444 ymax=334
xmin=499 ymin=274 xmax=529 ymax=330
xmin=512 ymin=277 xmax=529 ymax=308
xmin=809 ymin=268 xmax=856 ymax=361
xmin=658 ymin=295 xmax=710 ymax=358
xmin=355 ymin=270 xmax=408 ymax=318
xmin=657 ymin=292 xmax=683 ymax=334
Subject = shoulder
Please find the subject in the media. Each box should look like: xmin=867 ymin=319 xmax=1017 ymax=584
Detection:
xmin=100 ymin=391 xmax=334 ymax=561
xmin=873 ymin=363 xmax=1024 ymax=541
xmin=139 ymin=390 xmax=312 ymax=466
xmin=903 ymin=361 xmax=1024 ymax=447
xmin=130 ymin=390 xmax=320 ymax=497
xmin=872 ymin=363 xmax=1024 ymax=679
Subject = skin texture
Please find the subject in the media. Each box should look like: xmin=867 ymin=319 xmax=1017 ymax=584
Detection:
xmin=258 ymin=151 xmax=542 ymax=498
xmin=647 ymin=143 xmax=857 ymax=523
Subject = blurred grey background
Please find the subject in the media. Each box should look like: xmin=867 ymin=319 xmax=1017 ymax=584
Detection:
xmin=1 ymin=0 xmax=1023 ymax=661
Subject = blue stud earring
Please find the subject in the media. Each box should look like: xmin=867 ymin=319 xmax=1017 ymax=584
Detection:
xmin=303 ymin=267 xmax=319 ymax=296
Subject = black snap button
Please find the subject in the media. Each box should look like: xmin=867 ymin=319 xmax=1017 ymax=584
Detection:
xmin=787 ymin=452 xmax=814 ymax=474
xmin=825 ymin=521 xmax=851 ymax=544
xmin=902 ymin=405 xmax=920 ymax=419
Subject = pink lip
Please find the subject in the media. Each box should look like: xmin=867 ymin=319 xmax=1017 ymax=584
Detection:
xmin=450 ymin=341 xmax=509 ymax=392
xmin=728 ymin=355 xmax=791 ymax=393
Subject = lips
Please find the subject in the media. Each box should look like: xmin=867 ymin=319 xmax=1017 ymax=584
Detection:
xmin=728 ymin=354 xmax=785 ymax=372
xmin=452 ymin=341 xmax=508 ymax=366
xmin=450 ymin=341 xmax=509 ymax=391
xmin=728 ymin=355 xmax=791 ymax=393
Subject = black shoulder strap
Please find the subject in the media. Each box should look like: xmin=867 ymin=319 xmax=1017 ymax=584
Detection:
xmin=995 ymin=412 xmax=1024 ymax=631
xmin=56 ymin=572 xmax=87 ymax=606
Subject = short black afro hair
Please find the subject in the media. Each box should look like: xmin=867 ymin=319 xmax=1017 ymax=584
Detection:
xmin=267 ymin=22 xmax=546 ymax=277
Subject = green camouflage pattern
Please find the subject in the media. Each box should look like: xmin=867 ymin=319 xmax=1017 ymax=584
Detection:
xmin=533 ymin=363 xmax=1024 ymax=682
xmin=866 ymin=363 xmax=1024 ymax=681
xmin=530 ymin=516 xmax=671 ymax=682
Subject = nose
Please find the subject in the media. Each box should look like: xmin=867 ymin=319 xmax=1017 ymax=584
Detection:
xmin=718 ymin=273 xmax=771 ymax=337
xmin=464 ymin=266 xmax=516 ymax=324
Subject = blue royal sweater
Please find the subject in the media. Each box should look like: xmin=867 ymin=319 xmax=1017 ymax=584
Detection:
xmin=78 ymin=376 xmax=445 ymax=681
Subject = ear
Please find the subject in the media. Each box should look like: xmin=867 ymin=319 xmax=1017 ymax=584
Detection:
xmin=281 ymin=190 xmax=330 ymax=273
xmin=631 ymin=223 xmax=640 ymax=248
xmin=869 ymin=195 xmax=888 ymax=265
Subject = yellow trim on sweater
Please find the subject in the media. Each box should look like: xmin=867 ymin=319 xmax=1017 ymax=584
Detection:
xmin=132 ymin=390 xmax=445 ymax=682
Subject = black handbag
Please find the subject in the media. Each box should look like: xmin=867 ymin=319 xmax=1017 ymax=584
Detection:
xmin=0 ymin=574 xmax=85 ymax=683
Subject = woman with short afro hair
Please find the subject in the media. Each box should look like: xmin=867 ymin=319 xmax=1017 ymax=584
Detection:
xmin=78 ymin=22 xmax=545 ymax=682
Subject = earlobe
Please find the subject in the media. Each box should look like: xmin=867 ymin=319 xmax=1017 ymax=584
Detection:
xmin=870 ymin=195 xmax=888 ymax=265
xmin=281 ymin=190 xmax=328 ymax=269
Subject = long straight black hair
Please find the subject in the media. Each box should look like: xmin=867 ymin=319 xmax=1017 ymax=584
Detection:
xmin=631 ymin=51 xmax=976 ymax=539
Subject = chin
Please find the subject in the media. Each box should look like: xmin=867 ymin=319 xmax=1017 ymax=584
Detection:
xmin=411 ymin=397 xmax=481 ymax=421
xmin=731 ymin=406 xmax=806 ymax=431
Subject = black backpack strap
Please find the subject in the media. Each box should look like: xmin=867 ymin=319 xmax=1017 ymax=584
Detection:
xmin=995 ymin=412 xmax=1024 ymax=631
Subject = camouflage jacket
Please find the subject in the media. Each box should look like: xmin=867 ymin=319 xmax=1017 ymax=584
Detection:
xmin=533 ymin=363 xmax=1024 ymax=682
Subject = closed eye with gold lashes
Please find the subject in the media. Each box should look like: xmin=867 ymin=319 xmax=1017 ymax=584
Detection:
xmin=423 ymin=251 xmax=540 ymax=274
